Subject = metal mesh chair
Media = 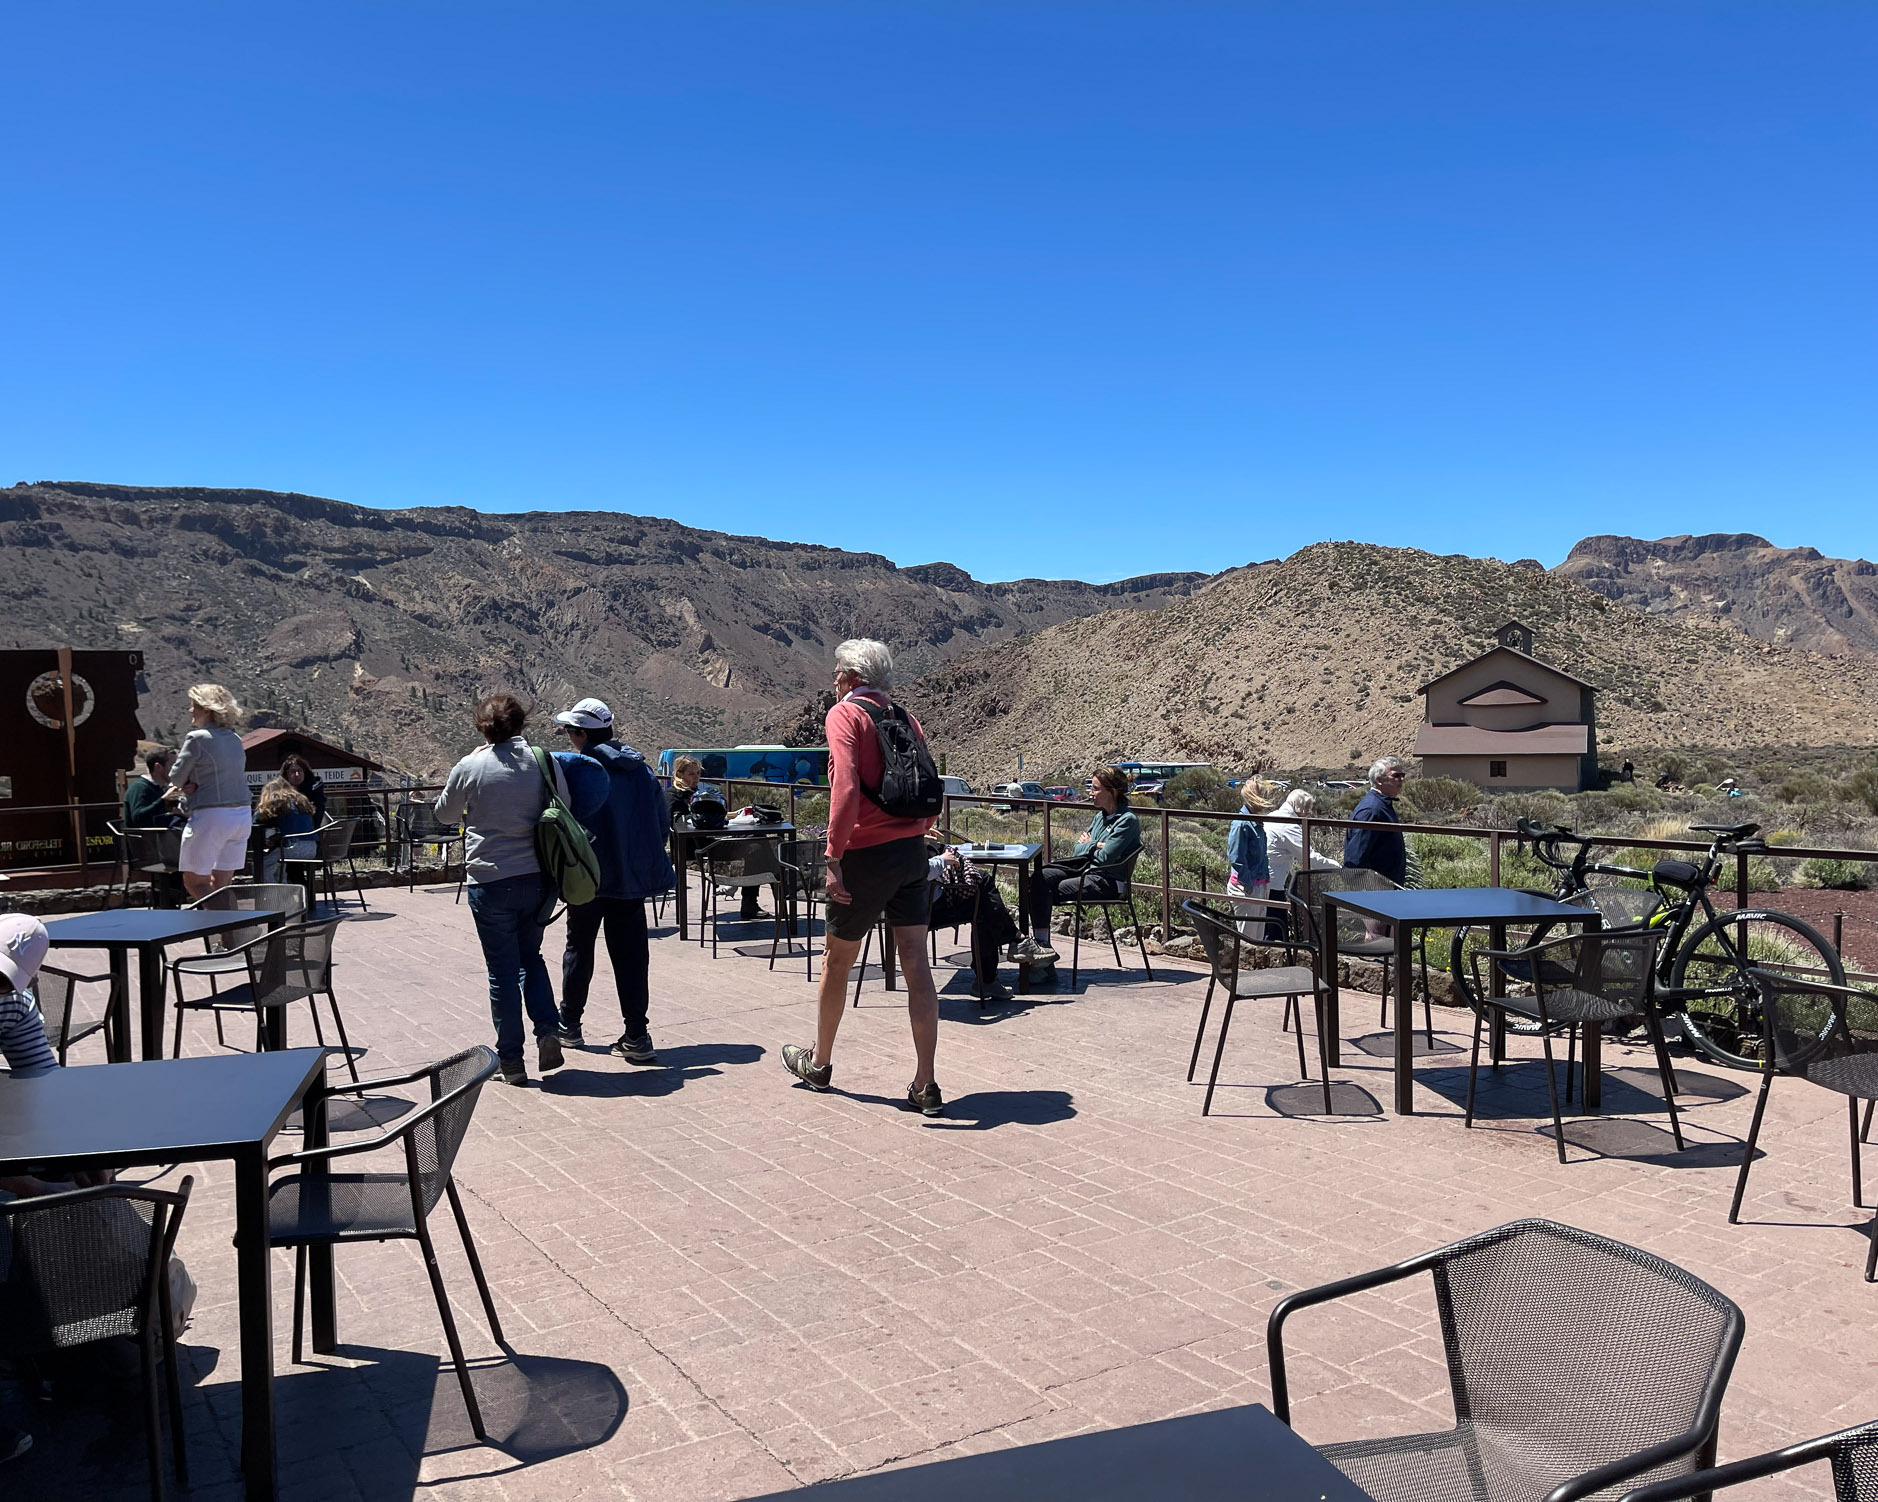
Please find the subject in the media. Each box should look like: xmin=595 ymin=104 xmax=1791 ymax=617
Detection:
xmin=0 ymin=1177 xmax=195 ymax=1502
xmin=1290 ymin=865 xmax=1433 ymax=1043
xmin=31 ymin=963 xmax=116 ymax=1064
xmin=1182 ymin=899 xmax=1331 ymax=1115
xmin=167 ymin=884 xmax=307 ymax=1055
xmin=291 ymin=817 xmax=368 ymax=914
xmin=771 ymin=840 xmax=827 ymax=981
xmin=1466 ymin=928 xmax=1683 ymax=1164
xmin=169 ymin=918 xmax=358 ymax=1081
xmin=699 ymin=836 xmax=784 ymax=957
xmin=400 ymin=802 xmax=465 ymax=901
xmin=266 ymin=1046 xmax=503 ymax=1437
xmin=1617 ymin=1420 xmax=1878 ymax=1501
xmin=1269 ymin=1218 xmax=1744 ymax=1502
xmin=1726 ymin=972 xmax=1878 ymax=1277
xmin=119 ymin=825 xmax=183 ymax=908
xmin=1067 ymin=848 xmax=1154 ymax=990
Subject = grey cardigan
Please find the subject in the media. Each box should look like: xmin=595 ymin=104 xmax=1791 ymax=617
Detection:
xmin=169 ymin=727 xmax=250 ymax=810
xmin=436 ymin=738 xmax=570 ymax=885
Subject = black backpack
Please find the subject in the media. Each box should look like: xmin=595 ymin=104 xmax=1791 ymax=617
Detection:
xmin=854 ymin=699 xmax=945 ymax=819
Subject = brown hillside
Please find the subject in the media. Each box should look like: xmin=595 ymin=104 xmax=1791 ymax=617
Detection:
xmin=0 ymin=482 xmax=1209 ymax=775
xmin=910 ymin=541 xmax=1878 ymax=782
xmin=1557 ymin=533 xmax=1878 ymax=657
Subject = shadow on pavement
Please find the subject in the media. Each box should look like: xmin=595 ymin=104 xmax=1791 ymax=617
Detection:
xmin=542 ymin=1042 xmax=766 ymax=1098
xmin=836 ymin=1087 xmax=1077 ymax=1131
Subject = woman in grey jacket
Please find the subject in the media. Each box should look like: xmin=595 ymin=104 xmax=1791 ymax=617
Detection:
xmin=167 ymin=683 xmax=253 ymax=900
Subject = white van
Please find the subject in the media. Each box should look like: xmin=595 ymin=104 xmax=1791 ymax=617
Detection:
xmin=940 ymin=775 xmax=973 ymax=799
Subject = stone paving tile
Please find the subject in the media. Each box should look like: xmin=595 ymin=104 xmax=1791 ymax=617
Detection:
xmin=17 ymin=880 xmax=1878 ymax=1500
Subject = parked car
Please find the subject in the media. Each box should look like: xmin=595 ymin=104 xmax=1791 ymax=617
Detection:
xmin=1131 ymin=778 xmax=1166 ymax=802
xmin=1043 ymin=786 xmax=1076 ymax=802
xmin=993 ymin=780 xmax=1048 ymax=810
xmin=939 ymin=775 xmax=974 ymax=799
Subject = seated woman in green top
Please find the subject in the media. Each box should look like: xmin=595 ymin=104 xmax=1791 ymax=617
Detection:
xmin=1013 ymin=766 xmax=1143 ymax=963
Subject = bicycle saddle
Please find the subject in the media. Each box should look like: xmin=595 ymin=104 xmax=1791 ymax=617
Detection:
xmin=1690 ymin=822 xmax=1759 ymax=840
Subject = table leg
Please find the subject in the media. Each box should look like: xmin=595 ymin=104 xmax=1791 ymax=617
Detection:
xmin=262 ymin=1006 xmax=288 ymax=1052
xmin=1018 ymin=857 xmax=1037 ymax=936
xmin=1583 ymin=1022 xmax=1603 ymax=1112
xmin=1394 ymin=920 xmax=1415 ymax=1115
xmin=672 ymin=836 xmax=690 ymax=941
xmin=234 ymin=1147 xmax=278 ymax=1502
xmin=139 ymin=944 xmax=168 ymax=1061
xmin=108 ymin=949 xmax=132 ymax=1062
xmin=1489 ymin=921 xmax=1507 ymax=1065
xmin=1321 ymin=897 xmax=1341 ymax=1067
xmin=303 ymin=1079 xmax=337 ymax=1353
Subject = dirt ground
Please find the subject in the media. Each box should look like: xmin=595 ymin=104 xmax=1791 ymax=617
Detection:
xmin=1734 ymin=886 xmax=1878 ymax=973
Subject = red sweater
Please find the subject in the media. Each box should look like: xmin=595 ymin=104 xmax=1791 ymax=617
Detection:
xmin=824 ymin=690 xmax=935 ymax=860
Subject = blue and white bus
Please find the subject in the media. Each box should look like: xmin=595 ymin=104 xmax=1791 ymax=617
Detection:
xmin=655 ymin=745 xmax=829 ymax=786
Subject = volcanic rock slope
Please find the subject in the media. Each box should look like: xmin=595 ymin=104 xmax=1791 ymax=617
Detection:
xmin=0 ymin=482 xmax=1207 ymax=775
xmin=910 ymin=541 xmax=1878 ymax=781
xmin=1557 ymin=533 xmax=1878 ymax=657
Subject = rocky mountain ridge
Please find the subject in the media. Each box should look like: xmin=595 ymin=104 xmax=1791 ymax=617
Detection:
xmin=1556 ymin=532 xmax=1878 ymax=657
xmin=0 ymin=482 xmax=1209 ymax=774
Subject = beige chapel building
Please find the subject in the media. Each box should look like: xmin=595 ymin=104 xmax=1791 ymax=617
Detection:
xmin=1411 ymin=622 xmax=1599 ymax=792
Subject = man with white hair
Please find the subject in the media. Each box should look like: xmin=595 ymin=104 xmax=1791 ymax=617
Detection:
xmin=1343 ymin=755 xmax=1408 ymax=884
xmin=781 ymin=639 xmax=946 ymax=1115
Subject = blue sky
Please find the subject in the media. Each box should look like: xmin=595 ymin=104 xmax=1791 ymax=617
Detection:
xmin=3 ymin=3 xmax=1873 ymax=582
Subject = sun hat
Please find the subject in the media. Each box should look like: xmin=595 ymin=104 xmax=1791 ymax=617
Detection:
xmin=553 ymin=698 xmax=614 ymax=731
xmin=0 ymin=914 xmax=50 ymax=993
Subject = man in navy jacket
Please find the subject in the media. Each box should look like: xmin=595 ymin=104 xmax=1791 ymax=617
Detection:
xmin=551 ymin=698 xmax=675 ymax=1063
xmin=1342 ymin=756 xmax=1408 ymax=885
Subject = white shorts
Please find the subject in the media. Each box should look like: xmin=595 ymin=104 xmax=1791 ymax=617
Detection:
xmin=180 ymin=806 xmax=254 ymax=876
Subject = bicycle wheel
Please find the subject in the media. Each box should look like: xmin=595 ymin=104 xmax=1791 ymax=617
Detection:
xmin=1447 ymin=920 xmax=1564 ymax=1034
xmin=1668 ymin=908 xmax=1846 ymax=1070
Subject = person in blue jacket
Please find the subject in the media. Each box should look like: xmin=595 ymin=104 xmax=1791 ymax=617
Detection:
xmin=1226 ymin=781 xmax=1273 ymax=937
xmin=1342 ymin=756 xmax=1408 ymax=885
xmin=550 ymin=697 xmax=675 ymax=1064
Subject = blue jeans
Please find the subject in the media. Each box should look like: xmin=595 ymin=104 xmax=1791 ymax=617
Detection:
xmin=466 ymin=874 xmax=561 ymax=1061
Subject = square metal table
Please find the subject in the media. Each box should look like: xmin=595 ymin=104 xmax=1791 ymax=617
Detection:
xmin=1321 ymin=887 xmax=1601 ymax=1114
xmin=44 ymin=907 xmax=288 ymax=1062
xmin=950 ymin=841 xmax=1044 ymax=991
xmin=0 ymin=1048 xmax=332 ymax=1502
xmin=734 ymin=1403 xmax=1374 ymax=1501
xmin=670 ymin=821 xmax=797 ymax=942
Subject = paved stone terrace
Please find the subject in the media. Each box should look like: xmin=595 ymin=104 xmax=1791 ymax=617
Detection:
xmin=19 ymin=881 xmax=1878 ymax=1501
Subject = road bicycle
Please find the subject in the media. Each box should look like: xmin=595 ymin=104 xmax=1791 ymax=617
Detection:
xmin=1447 ymin=818 xmax=1846 ymax=1070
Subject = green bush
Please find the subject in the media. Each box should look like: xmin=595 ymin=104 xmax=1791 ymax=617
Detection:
xmin=1776 ymin=773 xmax=1835 ymax=804
xmin=1800 ymin=857 xmax=1877 ymax=890
xmin=1399 ymin=776 xmax=1478 ymax=821
xmin=1844 ymin=764 xmax=1878 ymax=817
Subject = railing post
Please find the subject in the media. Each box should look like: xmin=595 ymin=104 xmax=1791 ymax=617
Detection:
xmin=1834 ymin=910 xmax=1845 ymax=957
xmin=1736 ymin=850 xmax=1750 ymax=908
xmin=1489 ymin=831 xmax=1501 ymax=888
xmin=1300 ymin=817 xmax=1312 ymax=874
xmin=1160 ymin=807 xmax=1172 ymax=938
xmin=1042 ymin=801 xmax=1052 ymax=864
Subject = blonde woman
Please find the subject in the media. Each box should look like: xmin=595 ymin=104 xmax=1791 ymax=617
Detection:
xmin=166 ymin=684 xmax=252 ymax=899
xmin=1227 ymin=780 xmax=1276 ymax=936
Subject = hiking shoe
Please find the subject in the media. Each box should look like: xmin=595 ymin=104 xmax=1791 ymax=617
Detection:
xmin=1012 ymin=936 xmax=1059 ymax=963
xmin=781 ymin=1043 xmax=832 ymax=1091
xmin=610 ymin=1034 xmax=659 ymax=1065
xmin=537 ymin=1032 xmax=565 ymax=1073
xmin=980 ymin=983 xmax=1015 ymax=1004
xmin=907 ymin=1080 xmax=945 ymax=1117
xmin=497 ymin=1057 xmax=528 ymax=1086
xmin=558 ymin=1024 xmax=585 ymax=1048
xmin=0 ymin=1430 xmax=32 ymax=1465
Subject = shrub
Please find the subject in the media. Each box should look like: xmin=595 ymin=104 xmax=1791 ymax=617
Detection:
xmin=1399 ymin=776 xmax=1478 ymax=821
xmin=1163 ymin=766 xmax=1232 ymax=810
xmin=1844 ymin=764 xmax=1878 ymax=817
xmin=1800 ymin=857 xmax=1877 ymax=890
xmin=1776 ymin=773 xmax=1835 ymax=804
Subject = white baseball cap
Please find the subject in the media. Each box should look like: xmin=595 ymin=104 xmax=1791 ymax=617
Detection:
xmin=553 ymin=697 xmax=614 ymax=731
xmin=0 ymin=914 xmax=50 ymax=993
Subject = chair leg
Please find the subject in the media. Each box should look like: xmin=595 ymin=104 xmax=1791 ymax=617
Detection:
xmin=1290 ymin=993 xmax=1308 ymax=1081
xmin=160 ymin=1289 xmax=188 ymax=1484
xmin=1187 ymin=978 xmax=1216 ymax=1082
xmin=1130 ymin=898 xmax=1154 ymax=980
xmin=1465 ymin=1005 xmax=1485 ymax=1128
xmin=349 ymin=855 xmax=368 ymax=912
xmin=1564 ymin=1024 xmax=1577 ymax=1105
xmin=1201 ymin=997 xmax=1238 ymax=1116
xmin=1378 ymin=959 xmax=1391 ymax=1029
xmin=140 ymin=1325 xmax=167 ymax=1502
xmin=1864 ymin=1097 xmax=1874 ymax=1144
xmin=415 ymin=1216 xmax=489 ymax=1441
xmin=1539 ymin=1028 xmax=1569 ymax=1165
xmin=1107 ymin=907 xmax=1125 ymax=971
xmin=1418 ymin=939 xmax=1433 ymax=1046
xmin=1867 ymin=1211 xmax=1878 ymax=1283
xmin=1314 ymin=990 xmax=1334 ymax=1115
xmin=1071 ymin=906 xmax=1083 ymax=990
xmin=447 ymin=1180 xmax=507 ymax=1348
xmin=1642 ymin=1010 xmax=1685 ymax=1152
xmin=851 ymin=927 xmax=872 ymax=1008
xmin=1853 ymin=1097 xmax=1866 ymax=1209
xmin=292 ymin=1245 xmax=306 ymax=1366
xmin=324 ymin=985 xmax=362 ymax=1085
xmin=1729 ymin=1073 xmax=1775 ymax=1224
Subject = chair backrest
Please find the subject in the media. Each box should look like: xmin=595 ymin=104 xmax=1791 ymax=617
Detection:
xmin=401 ymin=1046 xmax=499 ymax=1218
xmin=1535 ymin=928 xmax=1663 ymax=1016
xmin=0 ymin=1179 xmax=193 ymax=1357
xmin=31 ymin=965 xmax=106 ymax=1062
xmin=1180 ymin=899 xmax=1242 ymax=986
xmin=189 ymin=884 xmax=294 ymax=951
xmin=708 ymin=837 xmax=781 ymax=881
xmin=1616 ymin=1420 xmax=1878 ymax=1502
xmin=316 ymin=818 xmax=358 ymax=861
xmin=122 ymin=826 xmax=179 ymax=871
xmin=280 ymin=917 xmax=342 ymax=997
xmin=1752 ymin=973 xmax=1878 ymax=1078
xmin=780 ymin=840 xmax=827 ymax=896
xmin=1429 ymin=1219 xmax=1742 ymax=1499
xmin=1290 ymin=865 xmax=1398 ymax=949
xmin=1572 ymin=886 xmax=1664 ymax=929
